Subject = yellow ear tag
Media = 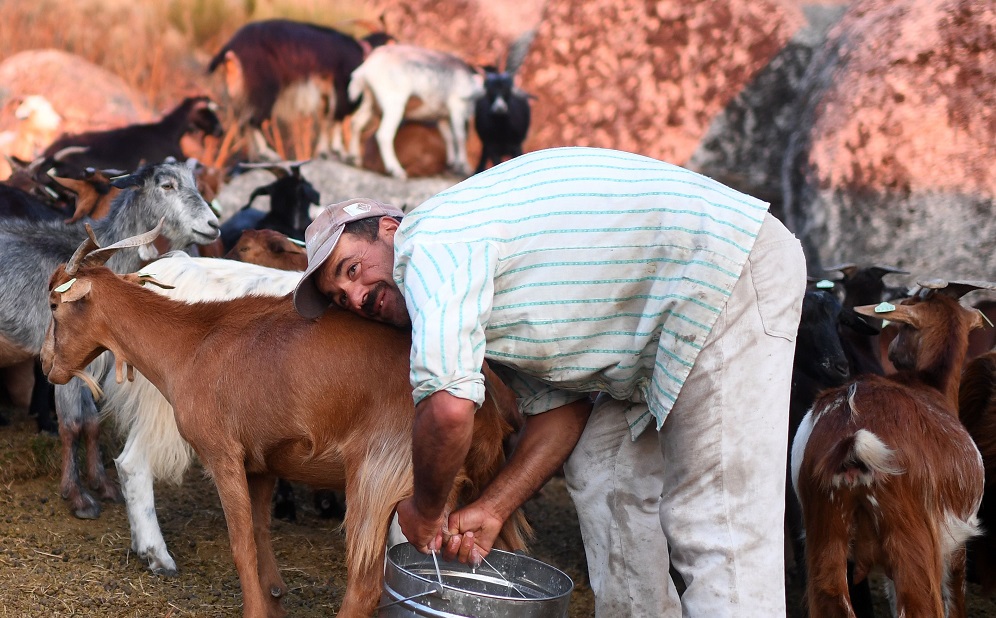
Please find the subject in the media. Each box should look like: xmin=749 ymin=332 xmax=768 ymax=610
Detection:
xmin=54 ymin=278 xmax=77 ymax=293
xmin=980 ymin=309 xmax=995 ymax=328
xmin=816 ymin=280 xmax=835 ymax=289
xmin=874 ymin=302 xmax=896 ymax=313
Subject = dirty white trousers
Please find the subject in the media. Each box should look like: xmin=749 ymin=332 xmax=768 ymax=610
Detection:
xmin=563 ymin=214 xmax=805 ymax=617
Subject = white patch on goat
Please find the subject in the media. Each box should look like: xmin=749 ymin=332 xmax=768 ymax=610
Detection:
xmin=790 ymin=409 xmax=817 ymax=497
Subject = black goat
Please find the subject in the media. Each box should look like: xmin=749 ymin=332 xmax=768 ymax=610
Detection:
xmin=786 ymin=289 xmax=880 ymax=618
xmin=41 ymin=96 xmax=222 ymax=177
xmin=220 ymin=162 xmax=319 ymax=251
xmin=207 ymin=19 xmax=392 ymax=161
xmin=474 ymin=30 xmax=536 ymax=174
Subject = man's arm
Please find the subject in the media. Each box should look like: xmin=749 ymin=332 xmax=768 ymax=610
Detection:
xmin=443 ymin=397 xmax=592 ymax=564
xmin=396 ymin=390 xmax=477 ymax=552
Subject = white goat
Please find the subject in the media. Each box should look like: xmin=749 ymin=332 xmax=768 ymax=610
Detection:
xmin=91 ymin=252 xmax=299 ymax=574
xmin=346 ymin=44 xmax=484 ymax=179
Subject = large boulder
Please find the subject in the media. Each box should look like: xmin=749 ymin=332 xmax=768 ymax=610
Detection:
xmin=366 ymin=0 xmax=804 ymax=166
xmin=782 ymin=0 xmax=996 ymax=281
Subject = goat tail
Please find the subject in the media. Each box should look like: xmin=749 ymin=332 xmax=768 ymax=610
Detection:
xmin=814 ymin=429 xmax=905 ymax=490
xmin=347 ymin=67 xmax=367 ymax=104
xmin=343 ymin=434 xmax=413 ymax=576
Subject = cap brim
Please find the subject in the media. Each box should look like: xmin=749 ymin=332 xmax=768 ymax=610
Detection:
xmin=293 ymin=227 xmax=343 ymax=319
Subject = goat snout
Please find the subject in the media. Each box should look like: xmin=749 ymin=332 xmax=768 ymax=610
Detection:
xmin=490 ymin=96 xmax=509 ymax=115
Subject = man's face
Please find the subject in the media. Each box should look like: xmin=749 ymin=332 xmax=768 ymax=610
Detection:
xmin=316 ymin=217 xmax=411 ymax=327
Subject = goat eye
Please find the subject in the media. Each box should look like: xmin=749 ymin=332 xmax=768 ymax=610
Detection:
xmin=50 ymin=303 xmax=57 ymax=312
xmin=161 ymin=182 xmax=175 ymax=191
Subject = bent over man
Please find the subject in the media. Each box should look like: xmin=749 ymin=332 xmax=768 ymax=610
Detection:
xmin=293 ymin=147 xmax=806 ymax=616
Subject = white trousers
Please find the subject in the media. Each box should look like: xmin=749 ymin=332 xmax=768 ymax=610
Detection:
xmin=564 ymin=214 xmax=805 ymax=617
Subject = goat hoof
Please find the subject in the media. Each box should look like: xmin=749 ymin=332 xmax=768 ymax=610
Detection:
xmin=152 ymin=566 xmax=178 ymax=577
xmin=71 ymin=499 xmax=102 ymax=520
xmin=270 ymin=585 xmax=284 ymax=598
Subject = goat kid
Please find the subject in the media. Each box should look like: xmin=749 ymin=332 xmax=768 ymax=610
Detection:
xmin=474 ymin=30 xmax=535 ymax=174
xmin=347 ymin=44 xmax=484 ymax=179
xmin=42 ymin=231 xmax=529 ymax=617
xmin=224 ymin=228 xmax=308 ymax=271
xmin=792 ymin=281 xmax=991 ymax=618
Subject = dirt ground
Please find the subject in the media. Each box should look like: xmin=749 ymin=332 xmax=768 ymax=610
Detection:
xmin=3 ymin=410 xmax=996 ymax=617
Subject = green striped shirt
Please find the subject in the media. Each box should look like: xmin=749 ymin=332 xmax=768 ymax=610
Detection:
xmin=394 ymin=147 xmax=769 ymax=437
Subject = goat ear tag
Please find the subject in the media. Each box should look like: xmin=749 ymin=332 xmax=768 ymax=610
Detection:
xmin=288 ymin=238 xmax=306 ymax=247
xmin=874 ymin=302 xmax=896 ymax=313
xmin=815 ymin=279 xmax=835 ymax=289
xmin=54 ymin=278 xmax=77 ymax=293
xmin=980 ymin=309 xmax=995 ymax=328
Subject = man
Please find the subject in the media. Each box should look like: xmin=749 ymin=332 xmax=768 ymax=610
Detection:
xmin=294 ymin=147 xmax=806 ymax=616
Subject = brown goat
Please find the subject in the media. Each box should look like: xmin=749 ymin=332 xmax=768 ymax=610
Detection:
xmin=40 ymin=229 xmax=529 ymax=618
xmin=224 ymin=228 xmax=308 ymax=271
xmin=791 ymin=282 xmax=990 ymax=617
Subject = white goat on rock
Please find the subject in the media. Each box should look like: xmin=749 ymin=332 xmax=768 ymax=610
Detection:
xmin=347 ymin=44 xmax=484 ymax=179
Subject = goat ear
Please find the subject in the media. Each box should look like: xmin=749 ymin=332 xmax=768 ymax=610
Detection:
xmin=138 ymin=243 xmax=160 ymax=262
xmin=110 ymin=173 xmax=140 ymax=189
xmin=839 ymin=307 xmax=882 ymax=336
xmin=853 ymin=302 xmax=921 ymax=329
xmin=123 ymin=273 xmax=175 ymax=290
xmin=969 ymin=309 xmax=990 ymax=331
xmin=58 ymin=278 xmax=92 ymax=303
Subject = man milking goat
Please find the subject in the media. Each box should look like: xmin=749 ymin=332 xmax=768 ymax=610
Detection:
xmin=293 ymin=147 xmax=806 ymax=616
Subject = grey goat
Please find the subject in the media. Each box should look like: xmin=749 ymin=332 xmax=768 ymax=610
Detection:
xmin=0 ymin=161 xmax=220 ymax=519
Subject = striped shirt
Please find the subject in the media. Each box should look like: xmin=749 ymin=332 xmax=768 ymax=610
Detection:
xmin=393 ymin=147 xmax=769 ymax=438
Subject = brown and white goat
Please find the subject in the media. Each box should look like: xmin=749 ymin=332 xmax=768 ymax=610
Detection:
xmin=41 ymin=227 xmax=529 ymax=618
xmin=791 ymin=281 xmax=991 ymax=617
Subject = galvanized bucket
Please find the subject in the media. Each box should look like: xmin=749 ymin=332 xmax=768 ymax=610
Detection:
xmin=379 ymin=543 xmax=574 ymax=617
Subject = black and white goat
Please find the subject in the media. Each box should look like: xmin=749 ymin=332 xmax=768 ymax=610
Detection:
xmin=474 ymin=30 xmax=535 ymax=174
xmin=40 ymin=97 xmax=222 ymax=177
xmin=0 ymin=162 xmax=220 ymax=519
xmin=347 ymin=44 xmax=484 ymax=179
xmin=208 ymin=19 xmax=391 ymax=161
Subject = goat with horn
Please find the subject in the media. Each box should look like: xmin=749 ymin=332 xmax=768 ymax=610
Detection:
xmin=0 ymin=161 xmax=219 ymax=519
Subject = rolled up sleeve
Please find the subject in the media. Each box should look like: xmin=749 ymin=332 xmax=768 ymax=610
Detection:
xmin=396 ymin=239 xmax=499 ymax=408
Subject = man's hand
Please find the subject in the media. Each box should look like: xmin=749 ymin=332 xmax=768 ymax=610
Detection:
xmin=442 ymin=503 xmax=504 ymax=565
xmin=396 ymin=496 xmax=446 ymax=553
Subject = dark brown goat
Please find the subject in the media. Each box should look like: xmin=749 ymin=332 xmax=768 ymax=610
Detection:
xmin=208 ymin=19 xmax=391 ymax=161
xmin=792 ymin=282 xmax=990 ymax=618
xmin=40 ymin=230 xmax=529 ymax=617
xmin=960 ymin=351 xmax=996 ymax=595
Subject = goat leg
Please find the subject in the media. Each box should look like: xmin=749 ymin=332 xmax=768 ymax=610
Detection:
xmin=81 ymin=391 xmax=122 ymax=503
xmin=115 ymin=434 xmax=177 ymax=575
xmin=248 ymin=473 xmax=287 ymax=604
xmin=205 ymin=454 xmax=277 ymax=618
xmin=55 ymin=381 xmax=102 ymax=519
xmin=57 ymin=416 xmax=101 ymax=519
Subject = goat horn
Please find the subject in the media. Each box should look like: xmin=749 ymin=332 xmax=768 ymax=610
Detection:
xmin=505 ymin=28 xmax=537 ymax=76
xmin=65 ymin=224 xmax=103 ymax=275
xmin=52 ymin=145 xmax=89 ymax=161
xmin=913 ymin=279 xmax=996 ymax=299
xmin=78 ymin=218 xmax=167 ymax=271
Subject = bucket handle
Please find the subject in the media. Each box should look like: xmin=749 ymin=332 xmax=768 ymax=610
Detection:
xmin=375 ymin=588 xmax=441 ymax=611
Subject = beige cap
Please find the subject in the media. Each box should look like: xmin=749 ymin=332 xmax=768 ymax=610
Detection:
xmin=293 ymin=198 xmax=404 ymax=318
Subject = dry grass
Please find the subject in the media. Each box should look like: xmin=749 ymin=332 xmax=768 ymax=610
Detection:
xmin=0 ymin=0 xmax=368 ymax=109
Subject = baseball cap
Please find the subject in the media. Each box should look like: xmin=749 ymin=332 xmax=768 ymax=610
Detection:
xmin=293 ymin=198 xmax=404 ymax=318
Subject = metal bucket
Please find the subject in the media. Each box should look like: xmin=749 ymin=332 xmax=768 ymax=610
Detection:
xmin=379 ymin=543 xmax=574 ymax=617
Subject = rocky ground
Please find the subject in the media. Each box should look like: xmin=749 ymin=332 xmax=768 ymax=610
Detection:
xmin=2 ymin=409 xmax=996 ymax=617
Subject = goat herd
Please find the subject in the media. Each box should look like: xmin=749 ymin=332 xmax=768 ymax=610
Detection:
xmin=1 ymin=14 xmax=996 ymax=618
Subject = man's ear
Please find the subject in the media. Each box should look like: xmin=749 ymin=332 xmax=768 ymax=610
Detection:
xmin=380 ymin=215 xmax=400 ymax=238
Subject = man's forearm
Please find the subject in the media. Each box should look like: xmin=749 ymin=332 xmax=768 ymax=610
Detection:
xmin=411 ymin=390 xmax=477 ymax=517
xmin=476 ymin=398 xmax=592 ymax=522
